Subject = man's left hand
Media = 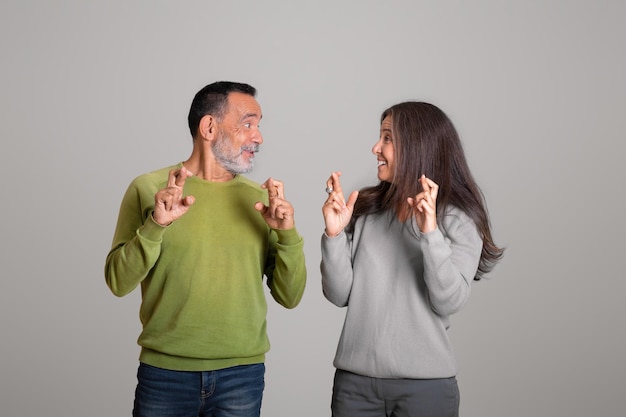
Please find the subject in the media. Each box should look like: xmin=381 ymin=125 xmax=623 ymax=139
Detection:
xmin=255 ymin=177 xmax=295 ymax=230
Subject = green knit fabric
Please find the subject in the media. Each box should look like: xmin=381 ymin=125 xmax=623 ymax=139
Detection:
xmin=105 ymin=163 xmax=306 ymax=371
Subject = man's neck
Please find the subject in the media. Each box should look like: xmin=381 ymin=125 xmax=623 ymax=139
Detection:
xmin=183 ymin=149 xmax=235 ymax=182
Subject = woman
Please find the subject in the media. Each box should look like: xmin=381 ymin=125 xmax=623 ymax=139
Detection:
xmin=321 ymin=101 xmax=504 ymax=417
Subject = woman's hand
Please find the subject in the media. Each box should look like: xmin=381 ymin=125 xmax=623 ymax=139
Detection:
xmin=322 ymin=171 xmax=358 ymax=237
xmin=407 ymin=175 xmax=439 ymax=233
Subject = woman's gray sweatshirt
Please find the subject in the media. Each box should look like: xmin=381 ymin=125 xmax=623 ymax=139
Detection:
xmin=321 ymin=207 xmax=482 ymax=379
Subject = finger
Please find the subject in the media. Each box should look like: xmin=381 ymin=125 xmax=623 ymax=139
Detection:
xmin=411 ymin=191 xmax=428 ymax=203
xmin=421 ymin=188 xmax=433 ymax=206
xmin=163 ymin=194 xmax=174 ymax=211
xmin=345 ymin=190 xmax=359 ymax=211
xmin=263 ymin=177 xmax=284 ymax=199
xmin=328 ymin=191 xmax=345 ymax=208
xmin=325 ymin=192 xmax=343 ymax=209
xmin=418 ymin=199 xmax=435 ymax=215
xmin=417 ymin=191 xmax=435 ymax=209
xmin=272 ymin=179 xmax=285 ymax=200
xmin=167 ymin=169 xmax=181 ymax=188
xmin=268 ymin=200 xmax=280 ymax=218
xmin=182 ymin=195 xmax=195 ymax=207
xmin=325 ymin=172 xmax=340 ymax=193
xmin=268 ymin=195 xmax=285 ymax=217
xmin=331 ymin=172 xmax=344 ymax=196
xmin=260 ymin=178 xmax=272 ymax=195
xmin=330 ymin=200 xmax=346 ymax=213
xmin=421 ymin=175 xmax=437 ymax=187
xmin=174 ymin=167 xmax=190 ymax=188
xmin=325 ymin=176 xmax=333 ymax=191
xmin=279 ymin=206 xmax=292 ymax=220
xmin=275 ymin=201 xmax=293 ymax=219
xmin=419 ymin=184 xmax=438 ymax=209
xmin=420 ymin=175 xmax=439 ymax=198
xmin=408 ymin=196 xmax=425 ymax=213
xmin=429 ymin=181 xmax=439 ymax=201
xmin=415 ymin=199 xmax=426 ymax=213
xmin=419 ymin=175 xmax=431 ymax=194
xmin=170 ymin=167 xmax=192 ymax=189
xmin=254 ymin=201 xmax=268 ymax=214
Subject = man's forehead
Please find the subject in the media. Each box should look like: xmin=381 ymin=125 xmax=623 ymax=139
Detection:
xmin=227 ymin=92 xmax=262 ymax=118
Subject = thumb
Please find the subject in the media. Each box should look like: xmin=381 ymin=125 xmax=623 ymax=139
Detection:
xmin=254 ymin=201 xmax=267 ymax=213
xmin=346 ymin=191 xmax=359 ymax=211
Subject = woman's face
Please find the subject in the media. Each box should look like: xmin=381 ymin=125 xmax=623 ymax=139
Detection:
xmin=372 ymin=115 xmax=395 ymax=182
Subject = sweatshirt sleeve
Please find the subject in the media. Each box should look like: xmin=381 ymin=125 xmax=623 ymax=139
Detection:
xmin=104 ymin=180 xmax=167 ymax=297
xmin=320 ymin=230 xmax=354 ymax=307
xmin=412 ymin=211 xmax=482 ymax=316
xmin=265 ymin=227 xmax=307 ymax=309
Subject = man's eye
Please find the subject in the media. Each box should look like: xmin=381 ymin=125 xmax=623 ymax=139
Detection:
xmin=244 ymin=123 xmax=251 ymax=128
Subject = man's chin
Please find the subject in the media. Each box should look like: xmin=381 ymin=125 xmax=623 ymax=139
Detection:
xmin=229 ymin=163 xmax=254 ymax=175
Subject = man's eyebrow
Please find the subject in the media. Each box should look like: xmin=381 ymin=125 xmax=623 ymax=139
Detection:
xmin=240 ymin=112 xmax=262 ymax=121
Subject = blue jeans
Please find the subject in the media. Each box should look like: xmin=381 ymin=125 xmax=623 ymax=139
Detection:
xmin=133 ymin=362 xmax=265 ymax=417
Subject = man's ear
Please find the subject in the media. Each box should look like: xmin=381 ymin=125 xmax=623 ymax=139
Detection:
xmin=199 ymin=115 xmax=216 ymax=140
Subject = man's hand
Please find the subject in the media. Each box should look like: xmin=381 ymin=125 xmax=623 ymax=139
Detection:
xmin=255 ymin=177 xmax=295 ymax=230
xmin=153 ymin=167 xmax=195 ymax=226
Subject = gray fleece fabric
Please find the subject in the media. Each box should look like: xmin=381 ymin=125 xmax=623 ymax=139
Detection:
xmin=321 ymin=207 xmax=482 ymax=379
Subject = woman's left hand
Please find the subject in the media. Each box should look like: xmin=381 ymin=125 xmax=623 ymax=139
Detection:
xmin=407 ymin=175 xmax=439 ymax=233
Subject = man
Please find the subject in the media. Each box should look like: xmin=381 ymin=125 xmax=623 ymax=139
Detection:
xmin=105 ymin=81 xmax=307 ymax=417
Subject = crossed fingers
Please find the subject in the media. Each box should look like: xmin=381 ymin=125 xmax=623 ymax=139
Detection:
xmin=258 ymin=177 xmax=294 ymax=229
xmin=153 ymin=167 xmax=194 ymax=226
xmin=266 ymin=177 xmax=285 ymax=201
xmin=324 ymin=171 xmax=346 ymax=208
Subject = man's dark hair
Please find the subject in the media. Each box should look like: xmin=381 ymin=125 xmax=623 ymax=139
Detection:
xmin=187 ymin=81 xmax=257 ymax=138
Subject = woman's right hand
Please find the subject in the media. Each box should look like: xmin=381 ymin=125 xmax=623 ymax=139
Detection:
xmin=322 ymin=171 xmax=359 ymax=237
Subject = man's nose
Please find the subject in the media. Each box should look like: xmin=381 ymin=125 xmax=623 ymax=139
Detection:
xmin=252 ymin=128 xmax=263 ymax=145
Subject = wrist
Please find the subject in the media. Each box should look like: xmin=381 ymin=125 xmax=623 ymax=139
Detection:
xmin=324 ymin=228 xmax=342 ymax=238
xmin=151 ymin=212 xmax=171 ymax=227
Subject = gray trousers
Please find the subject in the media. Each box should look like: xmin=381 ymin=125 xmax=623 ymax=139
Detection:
xmin=331 ymin=369 xmax=459 ymax=417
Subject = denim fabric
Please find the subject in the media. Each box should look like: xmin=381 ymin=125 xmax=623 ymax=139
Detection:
xmin=331 ymin=369 xmax=459 ymax=417
xmin=133 ymin=362 xmax=264 ymax=417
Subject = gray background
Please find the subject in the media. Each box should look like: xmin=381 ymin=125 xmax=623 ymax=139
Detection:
xmin=1 ymin=1 xmax=624 ymax=416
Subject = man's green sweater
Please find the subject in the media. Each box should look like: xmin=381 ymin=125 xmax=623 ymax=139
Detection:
xmin=105 ymin=163 xmax=307 ymax=371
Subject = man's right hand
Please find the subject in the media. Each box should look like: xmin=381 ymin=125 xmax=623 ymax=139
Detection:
xmin=152 ymin=167 xmax=195 ymax=226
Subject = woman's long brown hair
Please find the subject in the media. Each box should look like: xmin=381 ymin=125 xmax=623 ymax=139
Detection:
xmin=350 ymin=102 xmax=504 ymax=280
